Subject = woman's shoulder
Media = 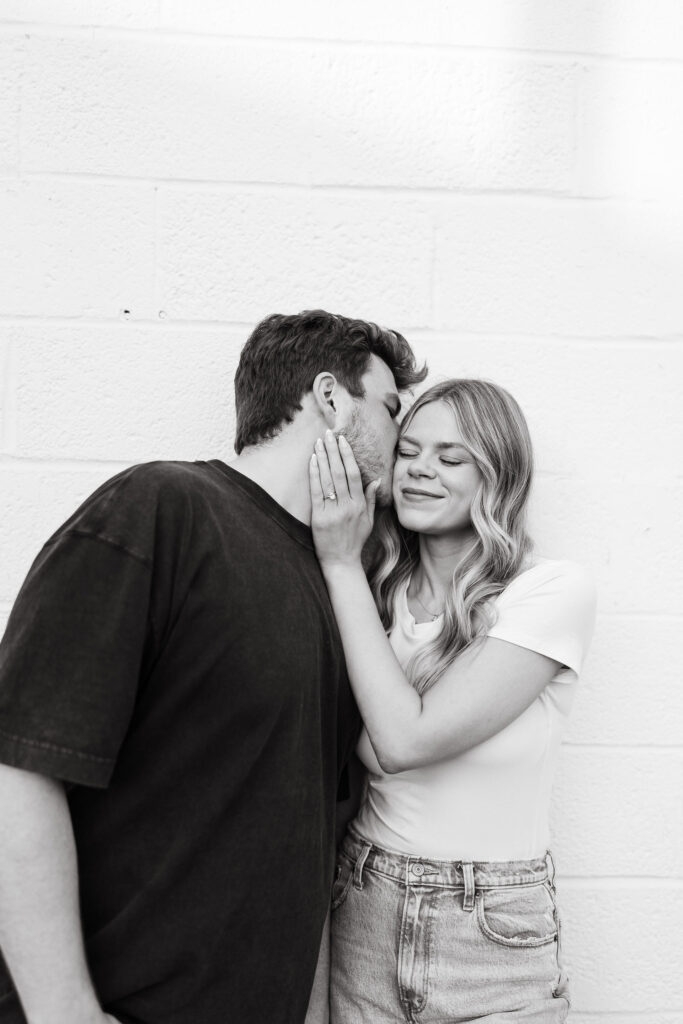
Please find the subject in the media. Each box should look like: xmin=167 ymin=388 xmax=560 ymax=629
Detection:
xmin=487 ymin=558 xmax=597 ymax=676
xmin=497 ymin=557 xmax=597 ymax=609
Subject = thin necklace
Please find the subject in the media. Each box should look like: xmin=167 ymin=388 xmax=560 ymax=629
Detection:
xmin=413 ymin=589 xmax=442 ymax=621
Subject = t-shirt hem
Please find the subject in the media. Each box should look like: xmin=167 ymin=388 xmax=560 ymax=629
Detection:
xmin=0 ymin=728 xmax=114 ymax=788
xmin=350 ymin=819 xmax=551 ymax=863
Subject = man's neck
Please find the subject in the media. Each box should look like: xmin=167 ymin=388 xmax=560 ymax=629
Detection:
xmin=226 ymin=440 xmax=314 ymax=526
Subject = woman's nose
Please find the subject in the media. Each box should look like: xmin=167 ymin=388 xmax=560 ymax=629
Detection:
xmin=407 ymin=458 xmax=436 ymax=478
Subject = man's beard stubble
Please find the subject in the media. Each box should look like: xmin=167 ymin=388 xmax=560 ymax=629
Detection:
xmin=336 ymin=408 xmax=394 ymax=507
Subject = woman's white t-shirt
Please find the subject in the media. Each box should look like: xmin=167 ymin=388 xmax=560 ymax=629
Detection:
xmin=353 ymin=559 xmax=597 ymax=862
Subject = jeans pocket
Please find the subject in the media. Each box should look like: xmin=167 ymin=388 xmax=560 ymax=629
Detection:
xmin=331 ymin=854 xmax=354 ymax=911
xmin=475 ymin=881 xmax=558 ymax=948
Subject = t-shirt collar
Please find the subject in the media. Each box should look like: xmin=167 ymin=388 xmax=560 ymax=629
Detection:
xmin=207 ymin=460 xmax=314 ymax=550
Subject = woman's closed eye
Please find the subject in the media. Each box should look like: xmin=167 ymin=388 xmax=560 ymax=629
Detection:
xmin=396 ymin=448 xmax=463 ymax=467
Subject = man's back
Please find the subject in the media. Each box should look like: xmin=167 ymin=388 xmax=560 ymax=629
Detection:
xmin=0 ymin=460 xmax=357 ymax=1024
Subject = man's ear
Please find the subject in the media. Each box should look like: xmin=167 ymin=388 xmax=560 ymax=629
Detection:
xmin=311 ymin=371 xmax=340 ymax=426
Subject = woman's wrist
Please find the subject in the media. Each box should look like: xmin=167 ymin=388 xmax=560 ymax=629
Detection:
xmin=319 ymin=559 xmax=366 ymax=585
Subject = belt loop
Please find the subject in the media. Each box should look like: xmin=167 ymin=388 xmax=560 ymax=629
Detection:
xmin=353 ymin=841 xmax=372 ymax=890
xmin=461 ymin=861 xmax=475 ymax=912
xmin=545 ymin=849 xmax=556 ymax=888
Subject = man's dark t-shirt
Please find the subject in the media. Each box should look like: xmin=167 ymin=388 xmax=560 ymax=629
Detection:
xmin=0 ymin=461 xmax=358 ymax=1024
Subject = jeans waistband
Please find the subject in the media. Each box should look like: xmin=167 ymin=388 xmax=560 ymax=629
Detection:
xmin=342 ymin=825 xmax=552 ymax=891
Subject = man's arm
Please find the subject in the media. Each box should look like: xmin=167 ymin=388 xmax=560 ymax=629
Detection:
xmin=335 ymin=753 xmax=365 ymax=848
xmin=0 ymin=763 xmax=117 ymax=1024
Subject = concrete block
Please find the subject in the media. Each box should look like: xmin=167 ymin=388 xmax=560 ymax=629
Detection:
xmin=22 ymin=34 xmax=575 ymax=192
xmin=549 ymin=748 xmax=683 ymax=876
xmin=157 ymin=188 xmax=433 ymax=326
xmin=0 ymin=606 xmax=11 ymax=643
xmin=158 ymin=0 xmax=683 ymax=60
xmin=0 ymin=339 xmax=11 ymax=452
xmin=0 ymin=2 xmax=157 ymax=28
xmin=529 ymin=477 xmax=683 ymax=614
xmin=10 ymin=327 xmax=241 ymax=461
xmin=571 ymin=1016 xmax=683 ymax=1024
xmin=415 ymin=336 xmax=682 ymax=482
xmin=434 ymin=198 xmax=683 ymax=337
xmin=558 ymin=884 xmax=683 ymax=1010
xmin=578 ymin=63 xmax=683 ymax=199
xmin=5 ymin=0 xmax=683 ymax=58
xmin=0 ymin=181 xmax=156 ymax=318
xmin=308 ymin=50 xmax=575 ymax=192
xmin=567 ymin=616 xmax=683 ymax=745
xmin=315 ymin=50 xmax=577 ymax=193
xmin=21 ymin=34 xmax=315 ymax=181
xmin=0 ymin=466 xmax=121 ymax=605
xmin=0 ymin=36 xmax=23 ymax=173
xmin=160 ymin=0 xmax=518 ymax=45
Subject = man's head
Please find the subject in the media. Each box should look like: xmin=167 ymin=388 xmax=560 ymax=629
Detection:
xmin=234 ymin=310 xmax=427 ymax=503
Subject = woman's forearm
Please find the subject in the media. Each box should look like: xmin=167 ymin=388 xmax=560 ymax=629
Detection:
xmin=322 ymin=563 xmax=422 ymax=772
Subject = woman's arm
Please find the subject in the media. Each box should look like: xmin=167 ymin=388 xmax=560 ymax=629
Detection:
xmin=320 ymin=561 xmax=560 ymax=773
xmin=310 ymin=433 xmax=561 ymax=774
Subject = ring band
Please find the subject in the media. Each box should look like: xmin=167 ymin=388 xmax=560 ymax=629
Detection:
xmin=325 ymin=492 xmax=337 ymax=501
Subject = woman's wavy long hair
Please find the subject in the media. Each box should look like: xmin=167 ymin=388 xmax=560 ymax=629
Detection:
xmin=367 ymin=379 xmax=534 ymax=694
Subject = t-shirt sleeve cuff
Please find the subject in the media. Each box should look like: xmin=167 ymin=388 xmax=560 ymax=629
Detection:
xmin=486 ymin=629 xmax=582 ymax=680
xmin=0 ymin=729 xmax=114 ymax=788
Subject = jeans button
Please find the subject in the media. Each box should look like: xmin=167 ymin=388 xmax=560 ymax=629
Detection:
xmin=411 ymin=862 xmax=424 ymax=877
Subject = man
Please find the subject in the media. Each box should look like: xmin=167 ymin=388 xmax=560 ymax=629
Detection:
xmin=0 ymin=310 xmax=426 ymax=1024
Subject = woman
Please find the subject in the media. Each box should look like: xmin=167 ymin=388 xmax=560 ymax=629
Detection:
xmin=309 ymin=379 xmax=596 ymax=1023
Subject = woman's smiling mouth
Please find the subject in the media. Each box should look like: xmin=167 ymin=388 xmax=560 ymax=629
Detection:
xmin=400 ymin=488 xmax=443 ymax=500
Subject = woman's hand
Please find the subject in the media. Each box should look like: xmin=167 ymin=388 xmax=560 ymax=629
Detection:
xmin=309 ymin=430 xmax=381 ymax=570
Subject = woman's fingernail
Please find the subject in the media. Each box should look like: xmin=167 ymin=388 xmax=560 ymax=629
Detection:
xmin=339 ymin=435 xmax=348 ymax=446
xmin=315 ymin=437 xmax=323 ymax=448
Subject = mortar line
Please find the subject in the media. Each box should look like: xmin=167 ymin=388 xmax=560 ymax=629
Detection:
xmin=6 ymin=170 xmax=670 ymax=207
xmin=558 ymin=877 xmax=683 ymax=888
xmin=561 ymin=741 xmax=683 ymax=750
xmin=0 ymin=317 xmax=681 ymax=346
xmin=12 ymin=171 xmax=585 ymax=200
xmin=3 ymin=20 xmax=683 ymax=68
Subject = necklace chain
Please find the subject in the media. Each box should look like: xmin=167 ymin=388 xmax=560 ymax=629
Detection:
xmin=413 ymin=590 xmax=442 ymax=621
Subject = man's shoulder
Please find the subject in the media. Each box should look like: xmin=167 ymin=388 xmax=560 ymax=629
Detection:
xmin=87 ymin=459 xmax=225 ymax=509
xmin=45 ymin=460 xmax=230 ymax=556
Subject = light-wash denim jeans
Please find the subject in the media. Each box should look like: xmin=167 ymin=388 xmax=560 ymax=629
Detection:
xmin=330 ymin=827 xmax=570 ymax=1023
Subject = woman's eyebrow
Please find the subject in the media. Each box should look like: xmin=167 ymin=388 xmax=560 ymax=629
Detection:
xmin=400 ymin=435 xmax=468 ymax=452
xmin=434 ymin=442 xmax=468 ymax=452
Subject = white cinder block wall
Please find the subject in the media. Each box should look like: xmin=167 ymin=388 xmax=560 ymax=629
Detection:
xmin=1 ymin=3 xmax=682 ymax=1019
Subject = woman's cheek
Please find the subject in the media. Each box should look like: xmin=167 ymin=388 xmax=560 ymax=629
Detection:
xmin=391 ymin=467 xmax=403 ymax=505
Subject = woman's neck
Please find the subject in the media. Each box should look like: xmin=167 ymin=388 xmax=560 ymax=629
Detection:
xmin=410 ymin=530 xmax=477 ymax=606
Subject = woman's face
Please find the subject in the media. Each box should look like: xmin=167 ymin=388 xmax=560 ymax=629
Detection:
xmin=392 ymin=400 xmax=482 ymax=536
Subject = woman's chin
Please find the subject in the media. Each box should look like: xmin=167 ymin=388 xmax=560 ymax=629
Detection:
xmin=395 ymin=504 xmax=435 ymax=533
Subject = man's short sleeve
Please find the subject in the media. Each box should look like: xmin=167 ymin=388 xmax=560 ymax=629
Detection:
xmin=0 ymin=495 xmax=156 ymax=788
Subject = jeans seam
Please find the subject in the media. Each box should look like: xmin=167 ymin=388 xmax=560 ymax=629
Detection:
xmin=548 ymin=881 xmax=571 ymax=1009
xmin=347 ymin=859 xmax=549 ymax=890
xmin=397 ymin=883 xmax=413 ymax=1023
